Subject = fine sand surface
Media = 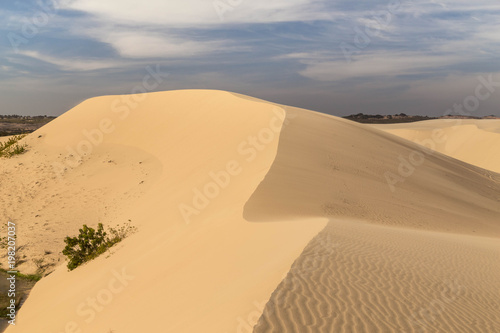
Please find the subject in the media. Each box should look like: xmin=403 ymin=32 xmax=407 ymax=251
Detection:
xmin=255 ymin=221 xmax=500 ymax=332
xmin=0 ymin=136 xmax=14 ymax=143
xmin=371 ymin=119 xmax=500 ymax=173
xmin=1 ymin=90 xmax=499 ymax=332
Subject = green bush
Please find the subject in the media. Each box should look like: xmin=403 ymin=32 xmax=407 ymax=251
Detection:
xmin=0 ymin=134 xmax=27 ymax=158
xmin=62 ymin=223 xmax=136 ymax=271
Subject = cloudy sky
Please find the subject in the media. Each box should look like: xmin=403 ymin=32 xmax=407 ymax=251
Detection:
xmin=1 ymin=0 xmax=499 ymax=116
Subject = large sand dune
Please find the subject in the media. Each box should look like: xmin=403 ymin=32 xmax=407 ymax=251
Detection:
xmin=2 ymin=90 xmax=499 ymax=332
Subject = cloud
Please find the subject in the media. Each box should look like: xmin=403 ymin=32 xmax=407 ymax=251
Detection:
xmin=474 ymin=23 xmax=500 ymax=44
xmin=2 ymin=0 xmax=500 ymax=117
xmin=51 ymin=0 xmax=301 ymax=59
xmin=94 ymin=31 xmax=226 ymax=58
xmin=297 ymin=51 xmax=467 ymax=81
xmin=284 ymin=0 xmax=500 ymax=82
xmin=57 ymin=0 xmax=330 ymax=25
xmin=17 ymin=50 xmax=125 ymax=71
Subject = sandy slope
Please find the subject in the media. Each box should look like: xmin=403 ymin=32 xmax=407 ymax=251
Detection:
xmin=245 ymin=107 xmax=500 ymax=236
xmin=371 ymin=119 xmax=500 ymax=173
xmin=255 ymin=220 xmax=500 ymax=333
xmin=2 ymin=91 xmax=499 ymax=332
xmin=2 ymin=90 xmax=326 ymax=333
xmin=244 ymin=106 xmax=500 ymax=332
xmin=0 ymin=136 xmax=12 ymax=143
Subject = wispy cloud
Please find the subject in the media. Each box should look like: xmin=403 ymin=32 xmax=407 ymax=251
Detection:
xmin=297 ymin=51 xmax=467 ymax=81
xmin=57 ymin=0 xmax=330 ymax=25
xmin=89 ymin=30 xmax=227 ymax=59
xmin=1 ymin=0 xmax=500 ymax=116
xmin=17 ymin=50 xmax=125 ymax=71
xmin=50 ymin=0 xmax=331 ymax=60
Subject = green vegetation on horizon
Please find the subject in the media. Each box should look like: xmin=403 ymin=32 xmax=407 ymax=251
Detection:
xmin=0 ymin=115 xmax=56 ymax=124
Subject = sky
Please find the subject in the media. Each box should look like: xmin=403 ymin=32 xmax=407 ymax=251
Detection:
xmin=0 ymin=0 xmax=499 ymax=117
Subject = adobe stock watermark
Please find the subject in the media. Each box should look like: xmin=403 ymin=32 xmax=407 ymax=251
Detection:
xmin=405 ymin=280 xmax=466 ymax=333
xmin=57 ymin=267 xmax=134 ymax=333
xmin=213 ymin=0 xmax=243 ymax=21
xmin=178 ymin=109 xmax=294 ymax=225
xmin=51 ymin=65 xmax=168 ymax=180
xmin=385 ymin=73 xmax=500 ymax=192
xmin=340 ymin=0 xmax=410 ymax=63
xmin=7 ymin=0 xmax=65 ymax=52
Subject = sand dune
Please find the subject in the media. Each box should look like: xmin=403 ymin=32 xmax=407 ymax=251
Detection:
xmin=245 ymin=106 xmax=500 ymax=236
xmin=255 ymin=221 xmax=500 ymax=333
xmin=3 ymin=90 xmax=326 ymax=333
xmin=244 ymin=106 xmax=500 ymax=332
xmin=371 ymin=119 xmax=500 ymax=173
xmin=2 ymin=90 xmax=499 ymax=332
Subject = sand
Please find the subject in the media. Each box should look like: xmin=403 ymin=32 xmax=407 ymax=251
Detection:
xmin=1 ymin=90 xmax=499 ymax=332
xmin=371 ymin=119 xmax=500 ymax=173
xmin=255 ymin=220 xmax=500 ymax=332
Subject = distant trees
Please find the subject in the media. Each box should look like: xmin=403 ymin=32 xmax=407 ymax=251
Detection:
xmin=0 ymin=115 xmax=54 ymax=120
xmin=345 ymin=112 xmax=409 ymax=119
xmin=343 ymin=112 xmax=437 ymax=124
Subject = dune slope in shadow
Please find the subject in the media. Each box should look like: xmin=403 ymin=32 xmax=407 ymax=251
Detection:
xmin=244 ymin=107 xmax=500 ymax=332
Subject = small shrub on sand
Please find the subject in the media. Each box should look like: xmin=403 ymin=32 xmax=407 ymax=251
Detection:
xmin=0 ymin=134 xmax=27 ymax=158
xmin=107 ymin=222 xmax=137 ymax=242
xmin=62 ymin=223 xmax=136 ymax=271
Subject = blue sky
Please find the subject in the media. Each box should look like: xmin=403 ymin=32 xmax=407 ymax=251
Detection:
xmin=1 ymin=0 xmax=499 ymax=116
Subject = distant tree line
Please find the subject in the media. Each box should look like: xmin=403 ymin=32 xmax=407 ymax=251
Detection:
xmin=343 ymin=113 xmax=436 ymax=124
xmin=0 ymin=115 xmax=55 ymax=119
xmin=0 ymin=115 xmax=57 ymax=136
